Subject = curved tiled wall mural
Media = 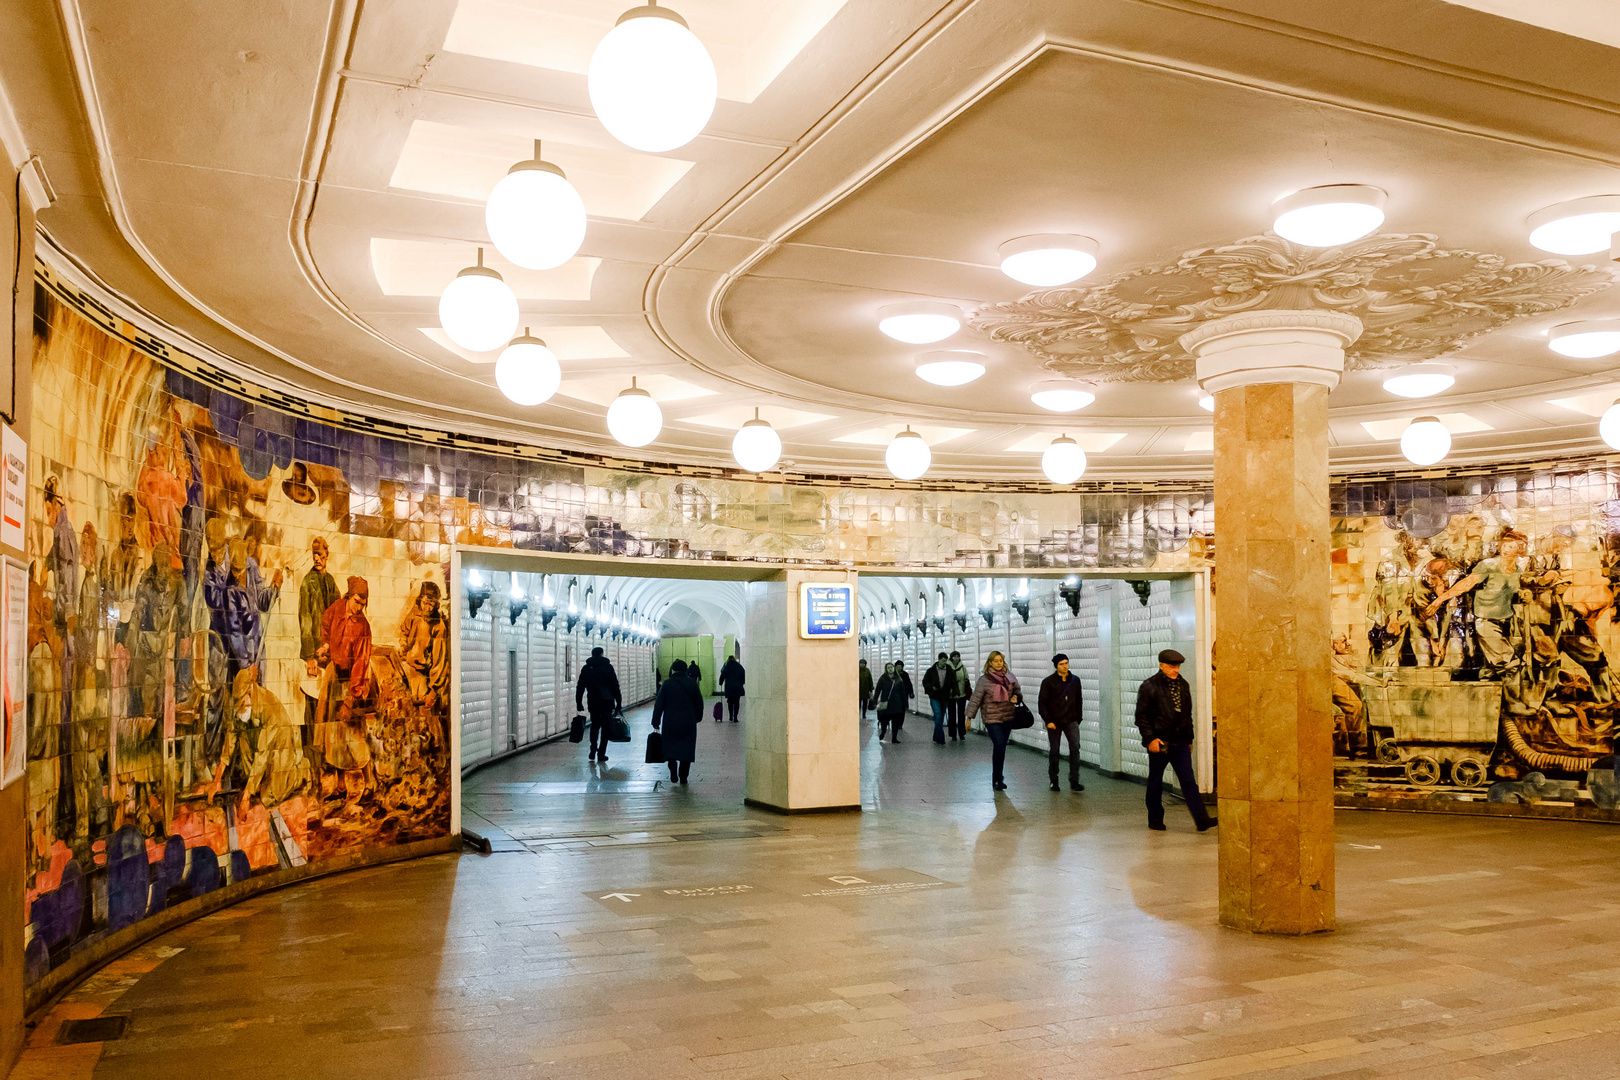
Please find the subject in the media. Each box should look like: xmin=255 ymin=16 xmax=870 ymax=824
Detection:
xmin=21 ymin=262 xmax=1620 ymax=998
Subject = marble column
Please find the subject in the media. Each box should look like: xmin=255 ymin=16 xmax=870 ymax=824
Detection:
xmin=743 ymin=569 xmax=861 ymax=813
xmin=1179 ymin=310 xmax=1361 ymax=935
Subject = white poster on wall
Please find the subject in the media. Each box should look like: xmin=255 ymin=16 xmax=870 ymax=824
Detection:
xmin=1 ymin=557 xmax=25 ymax=787
xmin=1 ymin=424 xmax=23 ymax=552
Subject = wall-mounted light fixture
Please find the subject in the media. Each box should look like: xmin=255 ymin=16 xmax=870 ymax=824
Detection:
xmin=901 ymin=600 xmax=913 ymax=638
xmin=954 ymin=579 xmax=968 ymax=632
xmin=508 ymin=574 xmax=529 ymax=625
xmin=978 ymin=579 xmax=995 ymax=629
xmin=1059 ymin=574 xmax=1082 ymax=617
xmin=467 ymin=566 xmax=492 ymax=619
xmin=540 ymin=574 xmax=557 ymax=630
xmin=917 ymin=590 xmax=930 ymax=636
xmin=566 ymin=578 xmax=581 ymax=633
xmin=1012 ymin=578 xmax=1031 ymax=624
xmin=583 ymin=586 xmax=597 ymax=634
xmin=1129 ymin=580 xmax=1153 ymax=606
xmin=932 ymin=584 xmax=947 ymax=634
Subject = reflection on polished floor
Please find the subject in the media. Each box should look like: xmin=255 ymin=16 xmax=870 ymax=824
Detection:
xmin=22 ymin=707 xmax=1620 ymax=1080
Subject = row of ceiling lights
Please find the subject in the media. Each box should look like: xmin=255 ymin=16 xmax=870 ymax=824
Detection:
xmin=433 ymin=15 xmax=1620 ymax=479
xmin=465 ymin=568 xmax=664 ymax=641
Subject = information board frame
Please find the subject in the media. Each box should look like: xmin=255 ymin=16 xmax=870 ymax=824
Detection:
xmin=798 ymin=581 xmax=854 ymax=639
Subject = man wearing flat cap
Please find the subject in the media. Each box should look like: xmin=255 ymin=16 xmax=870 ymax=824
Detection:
xmin=1038 ymin=654 xmax=1085 ymax=792
xmin=1135 ymin=649 xmax=1214 ymax=832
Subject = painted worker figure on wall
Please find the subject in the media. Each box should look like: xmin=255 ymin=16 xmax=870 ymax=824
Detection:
xmin=205 ymin=537 xmax=283 ymax=693
xmin=43 ymin=476 xmax=79 ymax=840
xmin=1426 ymin=530 xmax=1551 ymax=680
xmin=299 ymin=537 xmax=339 ymax=664
xmin=316 ymin=576 xmax=375 ymax=806
xmin=400 ymin=580 xmax=449 ymax=716
xmin=220 ymin=666 xmax=310 ymax=809
xmin=1368 ymin=557 xmax=1417 ymax=666
xmin=1412 ymin=556 xmax=1456 ymax=668
xmin=1332 ymin=634 xmax=1387 ymax=759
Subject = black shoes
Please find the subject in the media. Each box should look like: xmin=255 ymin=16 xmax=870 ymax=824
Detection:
xmin=993 ymin=781 xmax=1007 ymax=791
xmin=1148 ymin=822 xmax=1167 ymax=831
xmin=892 ymin=734 xmax=901 ymax=744
xmin=1071 ymin=782 xmax=1085 ymax=792
xmin=1198 ymin=819 xmax=1218 ymax=832
xmin=1050 ymin=781 xmax=1061 ymax=791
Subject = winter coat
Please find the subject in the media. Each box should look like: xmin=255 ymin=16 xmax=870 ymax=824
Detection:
xmin=575 ymin=654 xmax=622 ymax=714
xmin=1135 ymin=671 xmax=1193 ymax=747
xmin=945 ymin=660 xmax=972 ymax=700
xmin=874 ymin=671 xmax=914 ymax=717
xmin=719 ymin=658 xmax=746 ymax=698
xmin=1038 ymin=672 xmax=1083 ymax=728
xmin=652 ymin=673 xmax=704 ymax=762
xmin=859 ymin=664 xmax=875 ymax=701
xmin=966 ymin=671 xmax=1021 ymax=725
xmin=922 ymin=662 xmax=951 ymax=702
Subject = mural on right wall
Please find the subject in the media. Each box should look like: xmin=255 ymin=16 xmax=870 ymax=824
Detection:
xmin=1330 ymin=474 xmax=1620 ymax=814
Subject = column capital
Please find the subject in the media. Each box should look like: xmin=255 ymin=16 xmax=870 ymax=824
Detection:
xmin=1179 ymin=310 xmax=1363 ymax=394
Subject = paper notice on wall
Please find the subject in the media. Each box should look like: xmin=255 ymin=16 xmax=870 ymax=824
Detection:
xmin=1 ymin=425 xmax=23 ymax=552
xmin=1 ymin=558 xmax=25 ymax=787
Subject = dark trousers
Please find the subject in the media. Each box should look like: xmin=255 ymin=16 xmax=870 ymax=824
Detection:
xmin=1048 ymin=721 xmax=1080 ymax=785
xmin=587 ymin=705 xmax=613 ymax=755
xmin=987 ymin=722 xmax=1011 ymax=785
xmin=930 ymin=698 xmax=946 ymax=742
xmin=668 ymin=759 xmax=690 ymax=782
xmin=1147 ymin=742 xmax=1211 ymax=826
xmin=878 ymin=711 xmax=904 ymax=739
xmin=861 ymin=696 xmax=870 ymax=719
xmin=726 ymin=695 xmax=741 ymax=722
xmin=947 ymin=698 xmax=967 ymax=740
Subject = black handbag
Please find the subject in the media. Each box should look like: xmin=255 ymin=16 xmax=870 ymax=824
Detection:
xmin=608 ymin=708 xmax=632 ymax=743
xmin=645 ymin=730 xmax=664 ymax=763
xmin=1009 ymin=702 xmax=1036 ymax=730
xmin=568 ymin=714 xmax=586 ymax=743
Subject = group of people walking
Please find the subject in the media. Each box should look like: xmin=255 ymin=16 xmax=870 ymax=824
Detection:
xmin=858 ymin=648 xmax=1214 ymax=830
xmin=576 ymin=647 xmax=747 ymax=786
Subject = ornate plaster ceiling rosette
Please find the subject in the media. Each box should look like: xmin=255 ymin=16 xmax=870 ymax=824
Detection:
xmin=970 ymin=233 xmax=1619 ymax=383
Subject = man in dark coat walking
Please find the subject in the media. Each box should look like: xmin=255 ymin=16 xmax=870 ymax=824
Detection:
xmin=652 ymin=658 xmax=704 ymax=783
xmin=1135 ymin=649 xmax=1214 ymax=832
xmin=718 ymin=653 xmax=745 ymax=722
xmin=922 ymin=652 xmax=951 ymax=744
xmin=1038 ymin=653 xmax=1085 ymax=793
xmin=576 ymin=646 xmax=622 ymax=763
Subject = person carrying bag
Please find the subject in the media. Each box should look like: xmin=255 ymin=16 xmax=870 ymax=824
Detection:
xmin=964 ymin=650 xmax=1023 ymax=792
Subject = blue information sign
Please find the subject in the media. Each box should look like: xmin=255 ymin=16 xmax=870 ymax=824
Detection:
xmin=799 ymin=583 xmax=854 ymax=639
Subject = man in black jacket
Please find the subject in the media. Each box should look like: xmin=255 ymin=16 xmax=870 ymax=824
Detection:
xmin=922 ymin=652 xmax=951 ymax=744
xmin=576 ymin=647 xmax=622 ymax=763
xmin=1038 ymin=654 xmax=1085 ymax=793
xmin=1135 ymin=649 xmax=1214 ymax=832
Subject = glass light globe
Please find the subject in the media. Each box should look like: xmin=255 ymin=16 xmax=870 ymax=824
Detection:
xmin=439 ymin=253 xmax=519 ymax=352
xmin=606 ymin=380 xmax=662 ymax=447
xmin=914 ymin=350 xmax=986 ymax=386
xmin=998 ymin=234 xmax=1099 ymax=287
xmin=588 ymin=5 xmax=716 ymax=153
xmin=1029 ymin=379 xmax=1096 ymax=412
xmin=1271 ymin=185 xmax=1386 ymax=247
xmin=1549 ymin=320 xmax=1620 ymax=359
xmin=486 ymin=157 xmax=587 ymax=270
xmin=732 ymin=413 xmax=782 ymax=472
xmin=1602 ymin=400 xmax=1620 ymax=450
xmin=878 ymin=302 xmax=961 ymax=344
xmin=885 ymin=428 xmax=931 ymax=480
xmin=1528 ymin=196 xmax=1620 ymax=255
xmin=1400 ymin=416 xmax=1451 ymax=466
xmin=1382 ymin=363 xmax=1455 ymax=398
xmin=1198 ymin=394 xmax=1215 ymax=412
xmin=495 ymin=331 xmax=562 ymax=406
xmin=1041 ymin=436 xmax=1087 ymax=484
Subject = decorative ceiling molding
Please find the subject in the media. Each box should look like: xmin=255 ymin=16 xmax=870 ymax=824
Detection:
xmin=970 ymin=232 xmax=1619 ymax=384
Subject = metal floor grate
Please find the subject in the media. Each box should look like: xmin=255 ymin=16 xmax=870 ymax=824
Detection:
xmin=57 ymin=1015 xmax=129 ymax=1044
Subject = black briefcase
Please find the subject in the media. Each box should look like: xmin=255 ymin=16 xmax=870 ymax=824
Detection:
xmin=568 ymin=714 xmax=586 ymax=743
xmin=645 ymin=730 xmax=664 ymax=763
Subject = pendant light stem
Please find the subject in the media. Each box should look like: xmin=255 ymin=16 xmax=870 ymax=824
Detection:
xmin=533 ymin=138 xmax=543 ymax=160
xmin=476 ymin=247 xmax=485 ymax=268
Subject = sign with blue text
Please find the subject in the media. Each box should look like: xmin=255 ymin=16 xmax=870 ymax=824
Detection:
xmin=799 ymin=582 xmax=854 ymax=639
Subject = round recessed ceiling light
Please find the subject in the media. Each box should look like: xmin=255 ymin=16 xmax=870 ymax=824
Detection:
xmin=1602 ymin=399 xmax=1620 ymax=450
xmin=998 ymin=234 xmax=1099 ymax=287
xmin=1549 ymin=319 xmax=1620 ymax=359
xmin=878 ymin=302 xmax=961 ymax=345
xmin=1041 ymin=435 xmax=1087 ymax=485
xmin=1527 ymin=195 xmax=1620 ymax=255
xmin=1382 ymin=362 xmax=1455 ymax=399
xmin=588 ymin=4 xmax=716 ymax=153
xmin=1400 ymin=416 xmax=1451 ymax=466
xmin=606 ymin=377 xmax=663 ymax=447
xmin=439 ymin=248 xmax=519 ymax=352
xmin=732 ymin=409 xmax=782 ymax=472
xmin=885 ymin=426 xmax=931 ymax=480
xmin=914 ymin=350 xmax=986 ymax=386
xmin=1029 ymin=379 xmax=1096 ymax=413
xmin=486 ymin=142 xmax=588 ymax=270
xmin=495 ymin=329 xmax=562 ymax=406
xmin=1271 ymin=184 xmax=1387 ymax=247
xmin=1198 ymin=394 xmax=1214 ymax=412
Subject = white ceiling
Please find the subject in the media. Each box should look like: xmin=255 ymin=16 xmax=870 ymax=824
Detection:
xmin=8 ymin=0 xmax=1620 ymax=480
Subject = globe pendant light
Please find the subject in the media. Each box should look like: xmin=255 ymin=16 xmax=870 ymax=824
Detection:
xmin=588 ymin=3 xmax=717 ymax=153
xmin=495 ymin=328 xmax=562 ymax=406
xmin=998 ymin=234 xmax=1099 ymax=287
xmin=439 ymin=247 xmax=519 ymax=352
xmin=1527 ymin=195 xmax=1620 ymax=255
xmin=1382 ymin=362 xmax=1454 ymax=398
xmin=1400 ymin=416 xmax=1451 ymax=465
xmin=885 ymin=426 xmax=931 ymax=480
xmin=914 ymin=350 xmax=986 ymax=387
xmin=1601 ymin=399 xmax=1620 ymax=450
xmin=606 ymin=376 xmax=663 ymax=447
xmin=486 ymin=140 xmax=587 ymax=270
xmin=732 ymin=407 xmax=782 ymax=472
xmin=1041 ymin=434 xmax=1087 ymax=485
xmin=1549 ymin=320 xmax=1620 ymax=359
xmin=1029 ymin=379 xmax=1096 ymax=412
xmin=1271 ymin=184 xmax=1386 ymax=247
xmin=877 ymin=301 xmax=961 ymax=345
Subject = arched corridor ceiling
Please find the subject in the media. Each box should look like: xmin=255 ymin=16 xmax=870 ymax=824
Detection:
xmin=471 ymin=566 xmax=749 ymax=639
xmin=7 ymin=0 xmax=1620 ymax=478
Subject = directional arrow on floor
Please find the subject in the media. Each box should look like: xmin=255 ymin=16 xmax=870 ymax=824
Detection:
xmin=600 ymin=892 xmax=640 ymax=902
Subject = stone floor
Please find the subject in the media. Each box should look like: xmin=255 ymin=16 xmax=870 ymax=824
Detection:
xmin=15 ymin=705 xmax=1620 ymax=1080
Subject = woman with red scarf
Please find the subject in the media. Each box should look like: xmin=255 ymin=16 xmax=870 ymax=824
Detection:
xmin=965 ymin=650 xmax=1022 ymax=791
